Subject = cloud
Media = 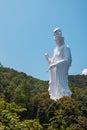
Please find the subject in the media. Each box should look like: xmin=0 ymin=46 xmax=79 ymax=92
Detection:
xmin=82 ymin=68 xmax=87 ymax=75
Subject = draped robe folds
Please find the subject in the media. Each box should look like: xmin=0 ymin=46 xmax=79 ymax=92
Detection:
xmin=48 ymin=44 xmax=72 ymax=100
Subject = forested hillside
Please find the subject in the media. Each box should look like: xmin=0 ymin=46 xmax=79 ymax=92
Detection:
xmin=0 ymin=66 xmax=87 ymax=130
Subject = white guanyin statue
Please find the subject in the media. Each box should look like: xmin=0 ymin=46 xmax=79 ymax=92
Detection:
xmin=45 ymin=28 xmax=72 ymax=100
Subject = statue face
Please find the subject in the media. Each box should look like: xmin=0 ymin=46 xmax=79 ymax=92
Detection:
xmin=54 ymin=36 xmax=64 ymax=46
xmin=53 ymin=28 xmax=64 ymax=47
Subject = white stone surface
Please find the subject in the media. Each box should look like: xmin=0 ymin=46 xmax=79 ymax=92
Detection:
xmin=45 ymin=28 xmax=72 ymax=100
xmin=82 ymin=68 xmax=87 ymax=75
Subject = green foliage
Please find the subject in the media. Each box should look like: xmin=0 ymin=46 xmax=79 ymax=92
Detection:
xmin=0 ymin=98 xmax=43 ymax=130
xmin=18 ymin=119 xmax=43 ymax=130
xmin=0 ymin=66 xmax=87 ymax=129
xmin=0 ymin=98 xmax=23 ymax=129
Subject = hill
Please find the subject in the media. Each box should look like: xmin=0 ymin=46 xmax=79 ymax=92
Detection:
xmin=0 ymin=66 xmax=87 ymax=130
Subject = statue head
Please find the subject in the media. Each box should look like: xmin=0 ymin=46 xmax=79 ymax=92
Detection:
xmin=53 ymin=28 xmax=64 ymax=46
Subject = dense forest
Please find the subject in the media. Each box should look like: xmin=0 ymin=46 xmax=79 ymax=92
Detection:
xmin=0 ymin=66 xmax=87 ymax=130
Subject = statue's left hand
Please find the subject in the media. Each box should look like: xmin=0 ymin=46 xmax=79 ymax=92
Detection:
xmin=49 ymin=64 xmax=56 ymax=70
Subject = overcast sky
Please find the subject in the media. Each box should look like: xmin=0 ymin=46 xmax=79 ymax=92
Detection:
xmin=0 ymin=0 xmax=87 ymax=80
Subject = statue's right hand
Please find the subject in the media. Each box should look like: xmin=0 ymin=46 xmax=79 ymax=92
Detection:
xmin=45 ymin=53 xmax=49 ymax=58
xmin=45 ymin=53 xmax=51 ymax=64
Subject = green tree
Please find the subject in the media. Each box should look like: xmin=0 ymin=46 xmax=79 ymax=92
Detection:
xmin=0 ymin=98 xmax=26 ymax=129
xmin=18 ymin=119 xmax=43 ymax=130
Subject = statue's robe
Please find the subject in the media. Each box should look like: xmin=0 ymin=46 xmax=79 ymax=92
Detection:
xmin=49 ymin=44 xmax=72 ymax=100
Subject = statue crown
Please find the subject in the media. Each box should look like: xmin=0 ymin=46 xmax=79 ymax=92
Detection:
xmin=53 ymin=28 xmax=62 ymax=37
